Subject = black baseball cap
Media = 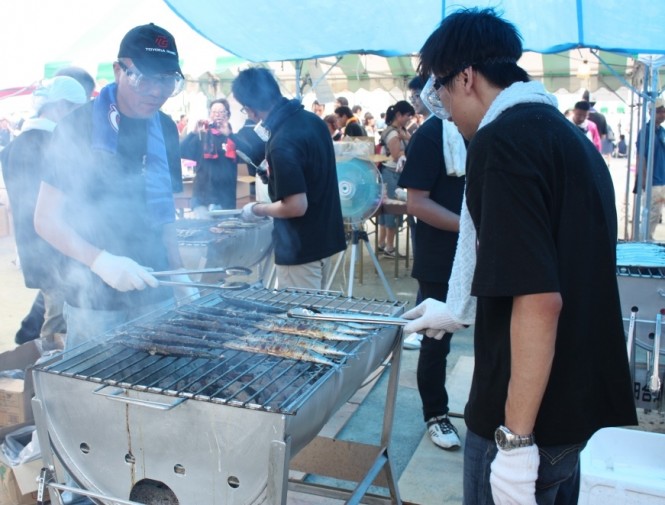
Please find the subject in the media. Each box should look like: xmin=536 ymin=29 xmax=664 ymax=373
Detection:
xmin=118 ymin=23 xmax=183 ymax=76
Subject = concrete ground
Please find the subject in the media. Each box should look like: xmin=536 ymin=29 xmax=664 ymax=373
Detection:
xmin=0 ymin=155 xmax=664 ymax=504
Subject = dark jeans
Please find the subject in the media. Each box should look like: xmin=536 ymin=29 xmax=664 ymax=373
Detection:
xmin=416 ymin=280 xmax=453 ymax=421
xmin=463 ymin=429 xmax=584 ymax=505
xmin=15 ymin=292 xmax=45 ymax=344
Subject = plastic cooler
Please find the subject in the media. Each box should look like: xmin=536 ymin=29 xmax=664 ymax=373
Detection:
xmin=579 ymin=427 xmax=665 ymax=504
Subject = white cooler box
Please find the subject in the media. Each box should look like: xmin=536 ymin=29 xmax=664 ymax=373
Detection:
xmin=579 ymin=427 xmax=665 ymax=505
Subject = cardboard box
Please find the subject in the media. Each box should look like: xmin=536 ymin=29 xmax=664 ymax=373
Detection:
xmin=0 ymin=454 xmax=41 ymax=505
xmin=579 ymin=427 xmax=665 ymax=505
xmin=0 ymin=342 xmax=41 ymax=431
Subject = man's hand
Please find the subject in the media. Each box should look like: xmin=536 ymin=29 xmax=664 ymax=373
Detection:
xmin=90 ymin=251 xmax=159 ymax=292
xmin=402 ymin=298 xmax=465 ymax=338
xmin=490 ymin=444 xmax=540 ymax=505
xmin=241 ymin=202 xmax=263 ymax=222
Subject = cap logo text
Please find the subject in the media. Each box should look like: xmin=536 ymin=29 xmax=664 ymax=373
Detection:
xmin=155 ymin=36 xmax=169 ymax=48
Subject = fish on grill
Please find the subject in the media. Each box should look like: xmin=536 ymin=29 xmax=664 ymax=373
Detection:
xmin=223 ymin=338 xmax=335 ymax=366
xmin=115 ymin=337 xmax=225 ymax=359
xmin=243 ymin=335 xmax=349 ymax=357
xmin=253 ymin=320 xmax=362 ymax=342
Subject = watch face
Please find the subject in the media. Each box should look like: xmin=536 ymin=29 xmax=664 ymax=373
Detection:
xmin=495 ymin=427 xmax=508 ymax=447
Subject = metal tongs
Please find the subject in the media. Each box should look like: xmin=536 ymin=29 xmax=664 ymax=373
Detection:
xmin=287 ymin=307 xmax=408 ymax=326
xmin=152 ymin=266 xmax=252 ymax=291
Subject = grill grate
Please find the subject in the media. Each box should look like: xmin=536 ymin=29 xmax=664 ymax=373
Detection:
xmin=39 ymin=287 xmax=406 ymax=415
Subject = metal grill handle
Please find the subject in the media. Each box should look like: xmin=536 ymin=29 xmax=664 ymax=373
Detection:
xmin=93 ymin=385 xmax=187 ymax=410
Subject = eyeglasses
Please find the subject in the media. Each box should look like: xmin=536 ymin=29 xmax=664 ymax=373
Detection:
xmin=117 ymin=60 xmax=184 ymax=97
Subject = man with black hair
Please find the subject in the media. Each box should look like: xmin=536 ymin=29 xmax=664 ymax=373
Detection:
xmin=398 ymin=73 xmax=466 ymax=449
xmin=404 ymin=7 xmax=636 ymax=504
xmin=571 ymin=100 xmax=601 ymax=151
xmin=233 ymin=67 xmax=345 ymax=289
xmin=34 ymin=23 xmax=195 ymax=351
xmin=335 ymin=105 xmax=366 ymax=138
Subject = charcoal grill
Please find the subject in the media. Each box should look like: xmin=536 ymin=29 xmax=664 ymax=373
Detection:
xmin=616 ymin=241 xmax=665 ymax=412
xmin=32 ymin=286 xmax=407 ymax=504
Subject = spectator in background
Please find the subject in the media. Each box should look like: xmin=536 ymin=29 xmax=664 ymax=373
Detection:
xmin=571 ymin=100 xmax=601 ymax=152
xmin=1 ymin=77 xmax=88 ymax=350
xmin=352 ymin=104 xmax=363 ymax=120
xmin=583 ymin=90 xmax=613 ymax=164
xmin=10 ymin=66 xmax=97 ymax=347
xmin=311 ymin=100 xmax=325 ymax=118
xmin=377 ymin=100 xmax=415 ymax=258
xmin=324 ymin=114 xmax=342 ymax=141
xmin=616 ymin=133 xmax=627 ymax=158
xmin=176 ymin=114 xmax=188 ymax=138
xmin=55 ymin=65 xmax=96 ymax=98
xmin=363 ymin=112 xmax=377 ymax=140
xmin=636 ymin=98 xmax=665 ymax=240
xmin=180 ymin=98 xmax=239 ymax=214
xmin=335 ymin=105 xmax=367 ymax=138
xmin=335 ymin=96 xmax=349 ymax=108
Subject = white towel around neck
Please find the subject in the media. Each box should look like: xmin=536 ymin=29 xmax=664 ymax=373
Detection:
xmin=446 ymin=81 xmax=558 ymax=324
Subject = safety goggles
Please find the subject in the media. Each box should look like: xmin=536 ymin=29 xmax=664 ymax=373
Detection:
xmin=117 ymin=60 xmax=184 ymax=98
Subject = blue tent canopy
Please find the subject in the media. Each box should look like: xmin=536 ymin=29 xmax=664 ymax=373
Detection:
xmin=164 ymin=0 xmax=665 ymax=62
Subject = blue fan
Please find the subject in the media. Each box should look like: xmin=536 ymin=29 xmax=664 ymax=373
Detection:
xmin=336 ymin=157 xmax=383 ymax=225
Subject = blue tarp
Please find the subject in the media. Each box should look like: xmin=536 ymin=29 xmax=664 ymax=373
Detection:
xmin=164 ymin=0 xmax=665 ymax=62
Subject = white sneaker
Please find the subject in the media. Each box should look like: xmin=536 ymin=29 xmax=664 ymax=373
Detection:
xmin=403 ymin=332 xmax=422 ymax=350
xmin=427 ymin=415 xmax=461 ymax=450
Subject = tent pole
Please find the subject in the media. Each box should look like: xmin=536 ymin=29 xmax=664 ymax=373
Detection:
xmin=624 ymin=90 xmax=637 ymax=240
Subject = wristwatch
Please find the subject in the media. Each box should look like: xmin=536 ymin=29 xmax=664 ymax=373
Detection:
xmin=494 ymin=425 xmax=535 ymax=451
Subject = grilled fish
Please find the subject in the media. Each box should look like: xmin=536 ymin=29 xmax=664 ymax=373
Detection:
xmin=218 ymin=295 xmax=286 ymax=314
xmin=116 ymin=338 xmax=224 ymax=359
xmin=243 ymin=334 xmax=348 ymax=357
xmin=223 ymin=338 xmax=335 ymax=366
xmin=253 ymin=321 xmax=362 ymax=342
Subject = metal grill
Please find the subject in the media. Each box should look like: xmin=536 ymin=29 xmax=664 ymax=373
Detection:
xmin=32 ymin=287 xmax=408 ymax=505
xmin=38 ymin=287 xmax=405 ymax=415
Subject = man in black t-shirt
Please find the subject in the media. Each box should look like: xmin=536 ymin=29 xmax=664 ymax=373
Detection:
xmin=335 ymin=105 xmax=367 ymax=138
xmin=234 ymin=68 xmax=346 ymax=289
xmin=399 ymin=114 xmax=465 ymax=450
xmin=405 ymin=8 xmax=637 ymax=505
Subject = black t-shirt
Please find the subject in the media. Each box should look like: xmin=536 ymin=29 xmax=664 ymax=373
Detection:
xmin=465 ymin=103 xmax=637 ymax=446
xmin=43 ymin=102 xmax=182 ymax=310
xmin=398 ymin=117 xmax=465 ymax=284
xmin=1 ymin=127 xmax=64 ymax=289
xmin=265 ymin=102 xmax=346 ymax=265
xmin=344 ymin=120 xmax=367 ymax=137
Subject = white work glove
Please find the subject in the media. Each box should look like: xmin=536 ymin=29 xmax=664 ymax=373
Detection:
xmin=241 ymin=202 xmax=262 ymax=223
xmin=396 ymin=155 xmax=407 ymax=172
xmin=169 ymin=272 xmax=200 ymax=302
xmin=490 ymin=444 xmax=540 ymax=505
xmin=90 ymin=250 xmax=159 ymax=292
xmin=402 ymin=298 xmax=465 ymax=339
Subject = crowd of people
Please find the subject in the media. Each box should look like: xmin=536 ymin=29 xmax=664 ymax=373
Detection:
xmin=0 ymin=9 xmax=647 ymax=505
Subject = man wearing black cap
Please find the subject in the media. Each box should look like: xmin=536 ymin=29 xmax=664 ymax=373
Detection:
xmin=34 ymin=23 xmax=195 ymax=351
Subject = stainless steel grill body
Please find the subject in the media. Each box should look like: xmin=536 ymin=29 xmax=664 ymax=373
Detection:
xmin=32 ymin=287 xmax=406 ymax=504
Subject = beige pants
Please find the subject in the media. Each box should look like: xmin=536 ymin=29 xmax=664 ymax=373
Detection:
xmin=275 ymin=256 xmax=333 ymax=290
xmin=649 ymin=185 xmax=665 ymax=240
